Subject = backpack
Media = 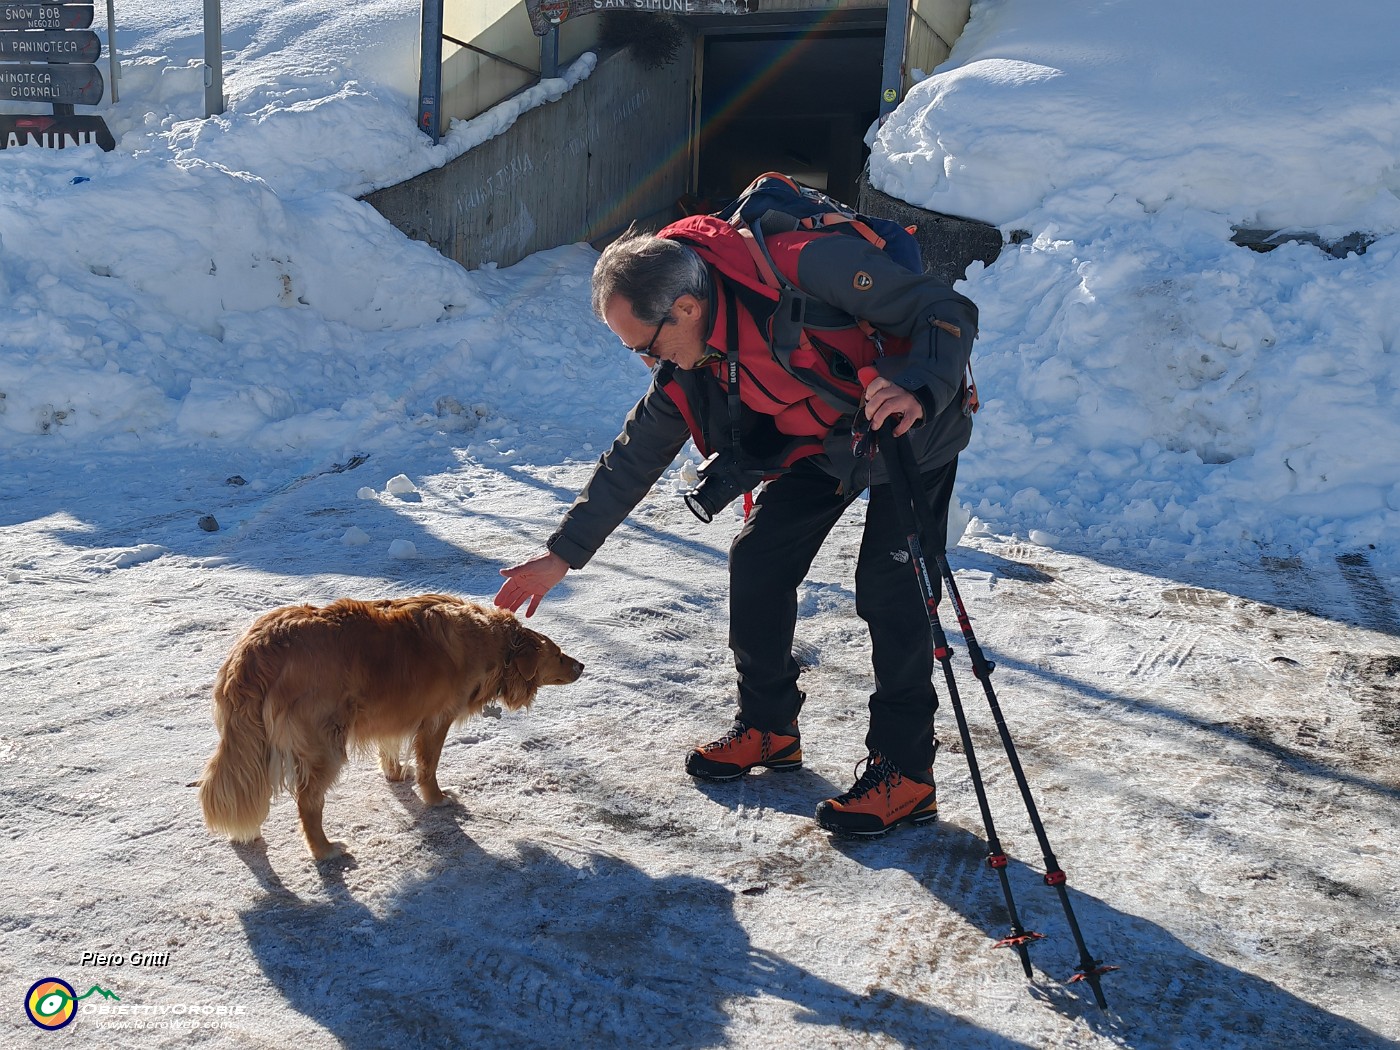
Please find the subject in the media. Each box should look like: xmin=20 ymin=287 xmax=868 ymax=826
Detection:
xmin=717 ymin=171 xmax=925 ymax=275
xmin=667 ymin=172 xmax=979 ymax=419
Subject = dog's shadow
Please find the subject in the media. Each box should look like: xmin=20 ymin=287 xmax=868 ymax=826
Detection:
xmin=235 ymin=806 xmax=1020 ymax=1050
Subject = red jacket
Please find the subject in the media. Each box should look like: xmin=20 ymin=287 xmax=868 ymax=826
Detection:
xmin=546 ymin=220 xmax=978 ymax=569
xmin=659 ymin=214 xmax=918 ymax=455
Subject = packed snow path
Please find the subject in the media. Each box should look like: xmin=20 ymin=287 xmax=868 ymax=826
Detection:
xmin=2 ymin=452 xmax=1395 ymax=1047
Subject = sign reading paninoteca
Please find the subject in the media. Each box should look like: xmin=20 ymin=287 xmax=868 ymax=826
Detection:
xmin=0 ymin=28 xmax=99 ymax=61
xmin=523 ymin=0 xmax=753 ymax=37
xmin=0 ymin=112 xmax=113 ymax=150
xmin=0 ymin=3 xmax=95 ymax=30
xmin=0 ymin=60 xmax=103 ymax=103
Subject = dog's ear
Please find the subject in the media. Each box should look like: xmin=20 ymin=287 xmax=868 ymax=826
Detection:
xmin=508 ymin=629 xmax=544 ymax=679
xmin=501 ymin=628 xmax=544 ymax=709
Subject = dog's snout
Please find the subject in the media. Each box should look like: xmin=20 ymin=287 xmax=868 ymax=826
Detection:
xmin=547 ymin=653 xmax=584 ymax=685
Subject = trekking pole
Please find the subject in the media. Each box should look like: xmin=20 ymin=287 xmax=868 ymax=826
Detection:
xmin=929 ymin=536 xmax=1116 ymax=1009
xmin=874 ymin=422 xmax=1041 ymax=980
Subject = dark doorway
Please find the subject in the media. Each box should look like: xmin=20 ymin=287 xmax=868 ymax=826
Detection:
xmin=691 ymin=12 xmax=886 ymax=207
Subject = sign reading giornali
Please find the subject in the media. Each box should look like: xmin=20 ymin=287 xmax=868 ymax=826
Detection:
xmin=0 ymin=3 xmax=94 ymax=31
xmin=0 ymin=28 xmax=100 ymax=62
xmin=0 ymin=60 xmax=103 ymax=104
xmin=0 ymin=113 xmax=113 ymax=150
xmin=524 ymin=0 xmax=752 ymax=37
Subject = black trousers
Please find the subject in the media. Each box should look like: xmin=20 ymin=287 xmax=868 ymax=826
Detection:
xmin=727 ymin=455 xmax=958 ymax=775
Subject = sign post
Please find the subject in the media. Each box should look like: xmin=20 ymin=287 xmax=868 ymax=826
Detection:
xmin=203 ymin=0 xmax=222 ymax=116
xmin=417 ymin=0 xmax=444 ymax=142
xmin=105 ymin=0 xmax=117 ymax=101
xmin=878 ymin=0 xmax=909 ymax=124
xmin=0 ymin=3 xmax=114 ymax=150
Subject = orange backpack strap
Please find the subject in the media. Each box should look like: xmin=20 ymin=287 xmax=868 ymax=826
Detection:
xmin=811 ymin=212 xmax=889 ymax=253
xmin=734 ymin=226 xmax=784 ymax=292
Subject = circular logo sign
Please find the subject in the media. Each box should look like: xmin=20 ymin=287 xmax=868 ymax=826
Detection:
xmin=26 ymin=978 xmax=78 ymax=1030
xmin=540 ymin=0 xmax=570 ymax=23
xmin=882 ymin=88 xmax=897 ymax=103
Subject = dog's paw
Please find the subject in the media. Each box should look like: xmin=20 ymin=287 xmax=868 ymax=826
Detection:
xmin=419 ymin=785 xmax=454 ymax=807
xmin=380 ymin=757 xmax=410 ymax=782
xmin=310 ymin=840 xmax=348 ymax=861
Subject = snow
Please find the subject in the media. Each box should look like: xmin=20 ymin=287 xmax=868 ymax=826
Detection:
xmin=2 ymin=1 xmax=1397 ymax=1047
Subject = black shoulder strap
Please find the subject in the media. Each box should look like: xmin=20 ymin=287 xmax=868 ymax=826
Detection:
xmin=722 ymin=281 xmax=744 ymax=462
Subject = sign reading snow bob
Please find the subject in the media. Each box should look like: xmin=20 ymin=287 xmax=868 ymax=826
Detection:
xmin=525 ymin=0 xmax=754 ymax=37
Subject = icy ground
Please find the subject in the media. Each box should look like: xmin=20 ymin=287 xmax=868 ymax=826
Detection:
xmin=2 ymin=437 xmax=1396 ymax=1047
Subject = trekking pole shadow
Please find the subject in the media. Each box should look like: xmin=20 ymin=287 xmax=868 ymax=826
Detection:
xmin=933 ymin=533 xmax=1116 ymax=1007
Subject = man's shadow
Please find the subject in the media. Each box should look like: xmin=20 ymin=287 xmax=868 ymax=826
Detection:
xmin=234 ymin=797 xmax=1027 ymax=1049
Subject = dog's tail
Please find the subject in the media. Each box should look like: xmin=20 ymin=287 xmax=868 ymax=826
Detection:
xmin=199 ymin=643 xmax=276 ymax=841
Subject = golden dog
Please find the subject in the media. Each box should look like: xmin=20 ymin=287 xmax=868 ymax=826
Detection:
xmin=199 ymin=594 xmax=583 ymax=859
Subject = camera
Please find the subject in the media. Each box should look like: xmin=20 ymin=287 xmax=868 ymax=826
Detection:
xmin=683 ymin=452 xmax=766 ymax=523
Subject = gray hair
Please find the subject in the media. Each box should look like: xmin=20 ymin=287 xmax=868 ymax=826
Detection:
xmin=591 ymin=228 xmax=709 ymax=325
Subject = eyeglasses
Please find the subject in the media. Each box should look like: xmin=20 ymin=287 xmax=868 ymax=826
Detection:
xmin=626 ymin=317 xmax=668 ymax=356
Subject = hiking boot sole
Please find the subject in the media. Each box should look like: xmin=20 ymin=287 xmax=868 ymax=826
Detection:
xmin=685 ymin=755 xmax=804 ymax=781
xmin=816 ymin=805 xmax=939 ymax=838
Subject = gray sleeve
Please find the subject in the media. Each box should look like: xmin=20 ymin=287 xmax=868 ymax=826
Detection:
xmin=794 ymin=234 xmax=979 ymax=418
xmin=545 ymin=379 xmax=691 ymax=569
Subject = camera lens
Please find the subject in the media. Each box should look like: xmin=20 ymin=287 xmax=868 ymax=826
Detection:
xmin=683 ymin=454 xmax=754 ymax=524
xmin=684 ymin=490 xmax=717 ymax=523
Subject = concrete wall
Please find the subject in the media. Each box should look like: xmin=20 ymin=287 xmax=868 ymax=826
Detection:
xmin=364 ymin=46 xmax=691 ymax=270
xmin=857 ymin=173 xmax=1003 ymax=285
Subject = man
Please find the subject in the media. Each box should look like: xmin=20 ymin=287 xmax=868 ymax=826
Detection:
xmin=495 ymin=215 xmax=977 ymax=836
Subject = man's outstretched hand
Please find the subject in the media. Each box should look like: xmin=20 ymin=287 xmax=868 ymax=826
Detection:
xmin=495 ymin=551 xmax=570 ymax=618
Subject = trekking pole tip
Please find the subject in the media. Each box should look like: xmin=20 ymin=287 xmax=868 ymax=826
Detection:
xmin=1068 ymin=963 xmax=1118 ymax=1009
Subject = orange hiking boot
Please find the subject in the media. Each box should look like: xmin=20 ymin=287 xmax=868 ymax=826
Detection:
xmin=815 ymin=752 xmax=937 ymax=836
xmin=685 ymin=718 xmax=802 ymax=781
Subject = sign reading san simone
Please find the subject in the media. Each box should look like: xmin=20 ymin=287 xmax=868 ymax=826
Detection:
xmin=523 ymin=0 xmax=753 ymax=37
